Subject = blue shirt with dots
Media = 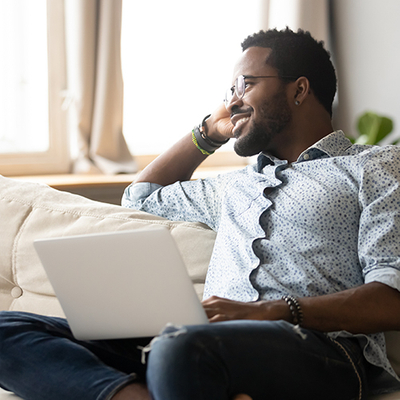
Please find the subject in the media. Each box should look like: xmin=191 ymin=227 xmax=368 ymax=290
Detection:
xmin=123 ymin=130 xmax=400 ymax=382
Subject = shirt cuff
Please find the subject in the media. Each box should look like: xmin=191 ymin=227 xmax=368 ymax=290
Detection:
xmin=122 ymin=182 xmax=163 ymax=208
xmin=364 ymin=267 xmax=400 ymax=292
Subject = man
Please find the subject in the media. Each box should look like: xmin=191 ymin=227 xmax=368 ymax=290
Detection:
xmin=1 ymin=28 xmax=400 ymax=399
xmin=122 ymin=28 xmax=400 ymax=398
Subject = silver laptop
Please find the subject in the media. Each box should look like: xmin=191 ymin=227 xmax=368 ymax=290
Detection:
xmin=33 ymin=227 xmax=209 ymax=340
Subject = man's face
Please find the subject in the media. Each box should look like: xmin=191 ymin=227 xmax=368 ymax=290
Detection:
xmin=227 ymin=47 xmax=292 ymax=157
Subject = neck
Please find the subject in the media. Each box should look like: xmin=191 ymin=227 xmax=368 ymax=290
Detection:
xmin=268 ymin=111 xmax=334 ymax=163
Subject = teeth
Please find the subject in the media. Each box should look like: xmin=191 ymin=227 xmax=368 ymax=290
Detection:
xmin=236 ymin=117 xmax=250 ymax=127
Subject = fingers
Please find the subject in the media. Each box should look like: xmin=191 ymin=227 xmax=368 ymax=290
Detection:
xmin=202 ymin=296 xmax=251 ymax=322
xmin=202 ymin=296 xmax=230 ymax=321
xmin=202 ymin=296 xmax=272 ymax=322
xmin=207 ymin=104 xmax=235 ymax=139
xmin=201 ymin=295 xmax=224 ymax=306
xmin=208 ymin=315 xmax=226 ymax=323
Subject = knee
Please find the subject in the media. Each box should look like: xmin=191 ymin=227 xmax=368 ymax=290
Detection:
xmin=146 ymin=325 xmax=226 ymax=398
xmin=0 ymin=310 xmax=36 ymax=333
xmin=0 ymin=311 xmax=61 ymax=347
xmin=147 ymin=325 xmax=219 ymax=378
xmin=149 ymin=326 xmax=207 ymax=365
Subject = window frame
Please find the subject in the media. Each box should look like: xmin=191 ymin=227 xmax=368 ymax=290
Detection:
xmin=0 ymin=0 xmax=70 ymax=177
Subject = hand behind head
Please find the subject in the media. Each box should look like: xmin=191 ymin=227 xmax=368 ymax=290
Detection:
xmin=206 ymin=103 xmax=235 ymax=141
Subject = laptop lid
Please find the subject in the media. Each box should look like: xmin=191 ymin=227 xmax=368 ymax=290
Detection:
xmin=33 ymin=226 xmax=209 ymax=340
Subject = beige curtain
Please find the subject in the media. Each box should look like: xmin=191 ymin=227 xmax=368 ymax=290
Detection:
xmin=264 ymin=0 xmax=330 ymax=45
xmin=64 ymin=0 xmax=136 ymax=174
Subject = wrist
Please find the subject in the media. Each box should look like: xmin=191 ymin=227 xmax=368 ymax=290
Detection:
xmin=282 ymin=296 xmax=304 ymax=326
xmin=200 ymin=114 xmax=229 ymax=145
xmin=258 ymin=299 xmax=293 ymax=322
xmin=192 ymin=114 xmax=229 ymax=155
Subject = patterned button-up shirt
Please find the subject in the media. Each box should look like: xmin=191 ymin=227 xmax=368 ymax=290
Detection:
xmin=122 ymin=130 xmax=400 ymax=381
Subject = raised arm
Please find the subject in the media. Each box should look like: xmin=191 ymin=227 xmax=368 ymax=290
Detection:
xmin=134 ymin=104 xmax=234 ymax=186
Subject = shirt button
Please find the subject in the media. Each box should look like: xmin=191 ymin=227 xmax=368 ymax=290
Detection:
xmin=11 ymin=286 xmax=23 ymax=298
xmin=303 ymin=153 xmax=310 ymax=160
xmin=252 ymin=293 xmax=259 ymax=301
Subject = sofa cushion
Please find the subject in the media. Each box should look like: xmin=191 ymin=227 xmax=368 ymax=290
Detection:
xmin=0 ymin=175 xmax=216 ymax=317
xmin=0 ymin=391 xmax=21 ymax=399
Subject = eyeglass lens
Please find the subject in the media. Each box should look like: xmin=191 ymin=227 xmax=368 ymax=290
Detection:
xmin=225 ymin=75 xmax=245 ymax=104
xmin=236 ymin=75 xmax=245 ymax=99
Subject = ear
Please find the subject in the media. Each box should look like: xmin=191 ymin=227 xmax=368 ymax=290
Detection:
xmin=292 ymin=76 xmax=310 ymax=106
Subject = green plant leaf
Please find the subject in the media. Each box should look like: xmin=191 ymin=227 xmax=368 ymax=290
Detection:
xmin=376 ymin=116 xmax=394 ymax=143
xmin=356 ymin=112 xmax=394 ymax=145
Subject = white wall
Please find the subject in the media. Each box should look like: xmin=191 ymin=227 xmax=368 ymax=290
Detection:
xmin=332 ymin=0 xmax=400 ymax=142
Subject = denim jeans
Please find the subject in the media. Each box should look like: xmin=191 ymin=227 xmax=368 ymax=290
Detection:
xmin=0 ymin=311 xmax=150 ymax=400
xmin=0 ymin=311 xmax=368 ymax=400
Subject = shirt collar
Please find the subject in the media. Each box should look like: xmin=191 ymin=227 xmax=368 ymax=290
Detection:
xmin=257 ymin=130 xmax=352 ymax=172
xmin=304 ymin=130 xmax=353 ymax=158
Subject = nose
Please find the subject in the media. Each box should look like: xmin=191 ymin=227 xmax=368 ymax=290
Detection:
xmin=225 ymin=92 xmax=244 ymax=113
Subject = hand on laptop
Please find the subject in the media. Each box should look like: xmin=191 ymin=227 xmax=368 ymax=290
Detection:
xmin=202 ymin=296 xmax=289 ymax=323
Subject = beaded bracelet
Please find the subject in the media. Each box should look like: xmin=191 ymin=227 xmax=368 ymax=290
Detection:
xmin=192 ymin=114 xmax=229 ymax=155
xmin=282 ymin=295 xmax=304 ymax=326
xmin=192 ymin=131 xmax=215 ymax=155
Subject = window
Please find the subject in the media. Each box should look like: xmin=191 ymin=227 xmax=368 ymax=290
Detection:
xmin=0 ymin=0 xmax=68 ymax=176
xmin=0 ymin=1 xmax=267 ymax=177
xmin=121 ymin=0 xmax=265 ymax=163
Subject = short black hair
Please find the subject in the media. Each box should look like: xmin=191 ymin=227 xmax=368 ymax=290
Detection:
xmin=241 ymin=28 xmax=336 ymax=116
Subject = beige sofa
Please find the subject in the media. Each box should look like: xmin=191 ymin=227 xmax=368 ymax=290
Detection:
xmin=1 ymin=175 xmax=400 ymax=399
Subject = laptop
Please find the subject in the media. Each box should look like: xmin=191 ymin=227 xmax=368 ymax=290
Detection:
xmin=33 ymin=226 xmax=209 ymax=340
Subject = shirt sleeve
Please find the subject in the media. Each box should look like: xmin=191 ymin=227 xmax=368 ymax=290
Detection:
xmin=122 ymin=182 xmax=163 ymax=208
xmin=364 ymin=267 xmax=400 ymax=290
xmin=358 ymin=146 xmax=400 ymax=292
xmin=121 ymin=176 xmax=230 ymax=231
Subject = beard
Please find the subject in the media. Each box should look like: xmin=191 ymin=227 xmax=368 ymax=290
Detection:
xmin=233 ymin=87 xmax=292 ymax=157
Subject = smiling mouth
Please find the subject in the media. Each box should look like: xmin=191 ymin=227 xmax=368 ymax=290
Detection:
xmin=232 ymin=116 xmax=250 ymax=135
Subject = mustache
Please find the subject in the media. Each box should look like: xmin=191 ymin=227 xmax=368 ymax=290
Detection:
xmin=230 ymin=106 xmax=252 ymax=119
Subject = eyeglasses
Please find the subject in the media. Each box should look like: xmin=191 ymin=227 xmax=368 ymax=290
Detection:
xmin=224 ymin=74 xmax=297 ymax=106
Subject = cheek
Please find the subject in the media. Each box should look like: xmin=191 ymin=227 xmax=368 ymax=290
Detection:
xmin=262 ymin=90 xmax=291 ymax=116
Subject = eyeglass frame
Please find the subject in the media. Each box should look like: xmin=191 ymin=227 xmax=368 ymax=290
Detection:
xmin=224 ymin=74 xmax=298 ymax=106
